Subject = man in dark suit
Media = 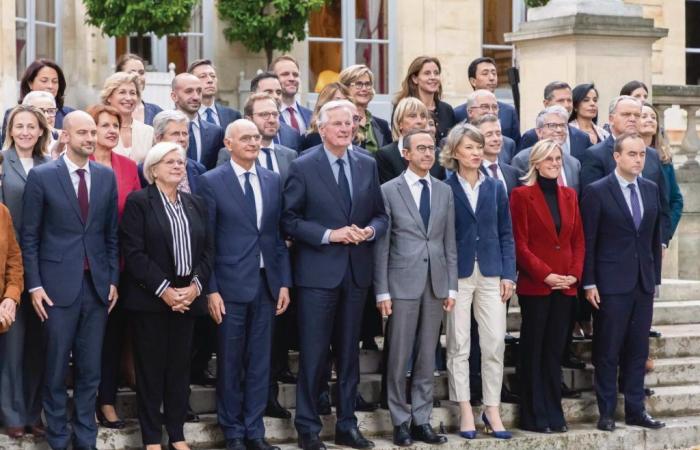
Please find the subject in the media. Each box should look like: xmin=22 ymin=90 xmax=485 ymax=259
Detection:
xmin=250 ymin=72 xmax=303 ymax=151
xmin=283 ymin=100 xmax=388 ymax=450
xmin=581 ymin=132 xmax=664 ymax=432
xmin=202 ymin=119 xmax=292 ymax=450
xmin=473 ymin=114 xmax=520 ymax=195
xmin=188 ymin=59 xmax=242 ymax=130
xmin=454 ymin=57 xmax=520 ymax=146
xmin=459 ymin=90 xmax=517 ymax=164
xmin=22 ymin=111 xmax=119 ymax=450
xmin=270 ymin=55 xmax=313 ymax=134
xmin=519 ymin=81 xmax=592 ymax=160
xmin=171 ymin=73 xmax=224 ymax=170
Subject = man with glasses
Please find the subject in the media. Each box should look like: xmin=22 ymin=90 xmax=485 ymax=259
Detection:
xmin=462 ymin=90 xmax=517 ymax=165
xmin=518 ymin=81 xmax=592 ymax=160
xmin=249 ymin=72 xmax=303 ymax=151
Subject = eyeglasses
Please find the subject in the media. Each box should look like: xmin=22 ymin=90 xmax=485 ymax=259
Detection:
xmin=240 ymin=134 xmax=262 ymax=143
xmin=160 ymin=158 xmax=185 ymax=167
xmin=471 ymin=104 xmax=499 ymax=113
xmin=351 ymin=81 xmax=373 ymax=90
xmin=38 ymin=108 xmax=58 ymax=117
xmin=253 ymin=111 xmax=280 ymax=120
xmin=413 ymin=145 xmax=436 ymax=154
xmin=542 ymin=123 xmax=567 ymax=131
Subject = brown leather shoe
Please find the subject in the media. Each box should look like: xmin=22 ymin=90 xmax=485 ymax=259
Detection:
xmin=6 ymin=426 xmax=25 ymax=438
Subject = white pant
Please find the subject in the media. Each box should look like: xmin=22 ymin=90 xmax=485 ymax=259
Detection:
xmin=446 ymin=262 xmax=506 ymax=406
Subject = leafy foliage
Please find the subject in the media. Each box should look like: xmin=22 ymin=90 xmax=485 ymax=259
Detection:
xmin=83 ymin=0 xmax=198 ymax=37
xmin=218 ymin=0 xmax=328 ymax=66
xmin=524 ymin=0 xmax=551 ymax=7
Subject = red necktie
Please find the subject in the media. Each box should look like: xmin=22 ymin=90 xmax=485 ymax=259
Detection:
xmin=76 ymin=168 xmax=90 ymax=270
xmin=489 ymin=163 xmax=499 ymax=180
xmin=287 ymin=106 xmax=300 ymax=132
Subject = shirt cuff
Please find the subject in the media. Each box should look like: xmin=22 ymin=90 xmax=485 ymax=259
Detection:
xmin=583 ymin=284 xmax=596 ymax=290
xmin=501 ymin=279 xmax=516 ymax=286
xmin=191 ymin=276 xmax=202 ymax=296
xmin=448 ymin=289 xmax=457 ymax=299
xmin=28 ymin=286 xmax=42 ymax=293
xmin=321 ymin=229 xmax=332 ymax=245
xmin=156 ymin=279 xmax=170 ymax=297
xmin=366 ymin=226 xmax=376 ymax=241
xmin=376 ymin=293 xmax=391 ymax=303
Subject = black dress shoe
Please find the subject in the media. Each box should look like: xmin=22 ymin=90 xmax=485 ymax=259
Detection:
xmin=597 ymin=416 xmax=616 ymax=431
xmin=277 ymin=369 xmax=297 ymax=384
xmin=433 ymin=398 xmax=441 ymax=407
xmin=500 ymin=385 xmax=520 ymax=404
xmin=246 ymin=438 xmax=280 ymax=450
xmin=317 ymin=391 xmax=332 ymax=415
xmin=625 ymin=411 xmax=666 ymax=429
xmin=226 ymin=438 xmax=247 ymax=450
xmin=504 ymin=333 xmax=519 ymax=345
xmin=551 ymin=425 xmax=568 ymax=433
xmin=355 ymin=393 xmax=378 ymax=412
xmin=393 ymin=422 xmax=413 ymax=447
xmin=562 ymin=356 xmax=586 ymax=370
xmin=410 ymin=423 xmax=447 ymax=445
xmin=265 ymin=395 xmax=292 ymax=419
xmin=191 ymin=369 xmax=217 ymax=386
xmin=335 ymin=427 xmax=374 ymax=449
xmin=561 ymin=382 xmax=581 ymax=399
xmin=522 ymin=426 xmax=552 ymax=433
xmin=298 ymin=433 xmax=326 ymax=450
xmin=645 ymin=388 xmax=655 ymax=397
xmin=186 ymin=405 xmax=200 ymax=423
xmin=96 ymin=408 xmax=125 ymax=429
xmin=361 ymin=339 xmax=379 ymax=351
xmin=649 ymin=329 xmax=662 ymax=338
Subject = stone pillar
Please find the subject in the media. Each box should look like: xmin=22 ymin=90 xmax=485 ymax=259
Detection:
xmin=505 ymin=0 xmax=667 ymax=132
xmin=0 ymin=0 xmax=18 ymax=113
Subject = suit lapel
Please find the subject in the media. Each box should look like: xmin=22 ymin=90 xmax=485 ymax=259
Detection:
xmin=426 ymin=177 xmax=442 ymax=235
xmin=221 ymin=162 xmax=258 ymax=229
xmin=181 ymin=193 xmax=201 ymax=258
xmin=530 ymin=184 xmax=559 ymax=240
xmin=148 ymin=185 xmax=176 ymax=264
xmin=258 ymin=169 xmax=274 ymax=230
xmin=557 ymin=187 xmax=573 ymax=238
xmin=396 ymin=175 xmax=427 ymax=235
xmin=314 ymin=149 xmax=349 ymax=219
xmin=86 ymin=161 xmax=102 ymax=226
xmin=606 ymin=174 xmax=636 ymax=230
xmin=448 ymin=175 xmax=476 ymax=219
xmin=638 ymin=179 xmax=653 ymax=228
xmin=6 ymin=149 xmax=28 ymax=182
xmin=55 ymin=158 xmax=84 ymax=225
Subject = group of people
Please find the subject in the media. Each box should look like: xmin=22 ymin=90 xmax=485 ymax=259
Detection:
xmin=0 ymin=52 xmax=683 ymax=450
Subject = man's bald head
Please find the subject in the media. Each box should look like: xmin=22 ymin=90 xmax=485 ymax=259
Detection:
xmin=225 ymin=118 xmax=258 ymax=139
xmin=224 ymin=119 xmax=261 ymax=169
xmin=60 ymin=110 xmax=97 ymax=159
xmin=62 ymin=110 xmax=95 ymax=131
xmin=170 ymin=73 xmax=203 ymax=116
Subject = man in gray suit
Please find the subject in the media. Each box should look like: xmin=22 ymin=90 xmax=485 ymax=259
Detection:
xmin=511 ymin=106 xmax=581 ymax=194
xmin=374 ymin=129 xmax=457 ymax=447
xmin=216 ymin=93 xmax=296 ymax=182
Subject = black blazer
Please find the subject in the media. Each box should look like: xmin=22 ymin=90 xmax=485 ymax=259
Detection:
xmin=375 ymin=141 xmax=445 ymax=184
xmin=119 ymin=184 xmax=213 ymax=315
xmin=433 ymin=100 xmax=456 ymax=142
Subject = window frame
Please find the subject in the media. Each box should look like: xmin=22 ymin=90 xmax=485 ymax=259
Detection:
xmin=15 ymin=0 xmax=63 ymax=73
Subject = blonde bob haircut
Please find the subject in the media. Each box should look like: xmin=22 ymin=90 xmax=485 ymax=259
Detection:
xmin=521 ymin=139 xmax=562 ymax=186
xmin=339 ymin=64 xmax=375 ymax=95
xmin=439 ymin=123 xmax=484 ymax=172
xmin=100 ymin=72 xmax=142 ymax=105
xmin=391 ymin=97 xmax=429 ymax=141
xmin=142 ymin=142 xmax=186 ymax=185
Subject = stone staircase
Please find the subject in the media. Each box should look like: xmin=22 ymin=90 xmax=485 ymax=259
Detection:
xmin=3 ymin=279 xmax=700 ymax=449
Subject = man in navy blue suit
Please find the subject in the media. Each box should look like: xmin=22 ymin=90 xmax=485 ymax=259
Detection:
xmin=283 ymin=100 xmax=388 ymax=450
xmin=188 ymin=59 xmax=242 ymax=130
xmin=454 ymin=57 xmax=520 ymax=146
xmin=270 ymin=55 xmax=313 ymax=134
xmin=22 ymin=111 xmax=119 ymax=450
xmin=473 ymin=114 xmax=520 ymax=195
xmin=519 ymin=81 xmax=592 ymax=160
xmin=201 ymin=119 xmax=292 ymax=450
xmin=250 ymin=71 xmax=303 ymax=151
xmin=171 ymin=73 xmax=224 ymax=170
xmin=581 ymin=132 xmax=664 ymax=432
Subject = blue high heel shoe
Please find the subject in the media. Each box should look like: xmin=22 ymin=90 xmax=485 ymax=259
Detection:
xmin=458 ymin=430 xmax=477 ymax=439
xmin=482 ymin=413 xmax=512 ymax=439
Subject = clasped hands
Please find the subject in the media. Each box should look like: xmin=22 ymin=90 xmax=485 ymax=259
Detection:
xmin=330 ymin=225 xmax=373 ymax=245
xmin=544 ymin=273 xmax=577 ymax=291
xmin=161 ymin=284 xmax=198 ymax=313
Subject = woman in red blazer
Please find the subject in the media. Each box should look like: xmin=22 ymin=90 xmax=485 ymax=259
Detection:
xmin=86 ymin=104 xmax=142 ymax=429
xmin=509 ymin=139 xmax=584 ymax=433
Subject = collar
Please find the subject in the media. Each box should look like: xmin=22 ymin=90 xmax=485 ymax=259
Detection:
xmin=281 ymin=101 xmax=299 ymax=113
xmin=230 ymin=159 xmax=258 ymax=178
xmin=323 ymin=146 xmax=349 ymax=165
xmin=404 ymin=167 xmax=431 ymax=187
xmin=63 ymin=153 xmax=90 ymax=174
xmin=156 ymin=185 xmax=182 ymax=205
xmin=198 ymin=104 xmax=217 ymax=116
xmin=457 ymin=170 xmax=485 ymax=189
xmin=614 ymin=169 xmax=639 ymax=190
xmin=481 ymin=159 xmax=499 ymax=170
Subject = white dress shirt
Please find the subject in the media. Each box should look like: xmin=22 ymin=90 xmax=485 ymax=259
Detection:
xmin=231 ymin=159 xmax=264 ymax=267
xmin=614 ymin=169 xmax=644 ymax=219
xmin=198 ymin=104 xmax=220 ymax=126
xmin=257 ymin=145 xmax=280 ymax=173
xmin=457 ymin=170 xmax=485 ymax=212
xmin=63 ymin=153 xmax=91 ymax=196
xmin=280 ymin=101 xmax=307 ymax=133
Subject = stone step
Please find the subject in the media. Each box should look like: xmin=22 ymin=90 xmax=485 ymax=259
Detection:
xmin=506 ymin=300 xmax=700 ymax=331
xmin=20 ymin=386 xmax=700 ymax=449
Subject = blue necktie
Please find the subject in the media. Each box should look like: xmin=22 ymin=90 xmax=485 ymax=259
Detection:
xmin=188 ymin=121 xmax=197 ymax=161
xmin=243 ymin=172 xmax=257 ymax=227
xmin=419 ymin=179 xmax=430 ymax=230
xmin=629 ymin=183 xmax=642 ymax=230
xmin=337 ymin=159 xmax=352 ymax=213
xmin=261 ymin=147 xmax=274 ymax=171
xmin=204 ymin=107 xmax=216 ymax=124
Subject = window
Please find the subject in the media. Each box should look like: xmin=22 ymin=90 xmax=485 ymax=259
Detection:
xmin=307 ymin=0 xmax=394 ymax=95
xmin=15 ymin=0 xmax=62 ymax=78
xmin=687 ymin=0 xmax=700 ymax=84
xmin=482 ymin=0 xmax=526 ymax=88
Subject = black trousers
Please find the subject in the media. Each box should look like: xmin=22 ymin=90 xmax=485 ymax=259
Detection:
xmin=98 ymin=301 xmax=127 ymax=405
xmin=132 ymin=310 xmax=195 ymax=445
xmin=517 ymin=292 xmax=574 ymax=431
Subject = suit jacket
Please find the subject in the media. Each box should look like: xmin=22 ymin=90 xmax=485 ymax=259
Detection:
xmin=510 ymin=184 xmax=584 ymax=296
xmin=365 ymin=115 xmax=392 ymax=149
xmin=113 ymin=120 xmax=155 ymax=164
xmin=580 ymin=135 xmax=671 ymax=243
xmin=0 ymin=148 xmax=51 ymax=236
xmin=0 ymin=204 xmax=23 ymax=306
xmin=279 ymin=102 xmax=313 ymax=133
xmin=519 ymin=125 xmax=592 ymax=162
xmin=217 ymin=143 xmax=297 ymax=183
xmin=215 ymin=102 xmax=242 ymax=131
xmin=189 ymin=119 xmax=225 ymax=170
xmin=89 ymin=151 xmax=141 ymax=218
xmin=1 ymin=105 xmax=74 ymax=144
xmin=375 ymin=141 xmax=445 ymax=184
xmin=275 ymin=121 xmax=303 ymax=151
xmin=282 ymin=146 xmax=388 ymax=289
xmin=445 ymin=173 xmax=516 ymax=280
xmin=300 ymin=143 xmax=371 ymax=158
xmin=119 ymin=185 xmax=213 ymax=314
xmin=143 ymin=101 xmax=163 ymax=126
xmin=373 ymin=174 xmax=457 ymax=300
xmin=581 ymin=173 xmax=662 ymax=295
xmin=454 ymin=100 xmax=521 ymax=146
xmin=21 ymin=157 xmax=119 ymax=306
xmin=510 ymin=146 xmax=581 ymax=195
xmin=199 ymin=163 xmax=292 ymax=302
xmin=479 ymin=162 xmax=521 ymax=196
xmin=433 ymin=100 xmax=456 ymax=142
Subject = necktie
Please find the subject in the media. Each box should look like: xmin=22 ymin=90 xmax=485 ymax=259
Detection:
xmin=261 ymin=147 xmax=274 ymax=171
xmin=489 ymin=163 xmax=499 ymax=180
xmin=188 ymin=121 xmax=197 ymax=161
xmin=336 ymin=159 xmax=352 ymax=213
xmin=243 ymin=172 xmax=257 ymax=227
xmin=628 ymin=183 xmax=642 ymax=230
xmin=204 ymin=107 xmax=216 ymax=124
xmin=76 ymin=168 xmax=89 ymax=223
xmin=419 ymin=179 xmax=430 ymax=230
xmin=287 ymin=106 xmax=301 ymax=132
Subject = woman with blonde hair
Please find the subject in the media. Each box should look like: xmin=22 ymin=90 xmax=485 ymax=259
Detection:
xmin=338 ymin=64 xmax=391 ymax=152
xmin=100 ymin=72 xmax=155 ymax=163
xmin=510 ymin=139 xmax=584 ymax=433
xmin=115 ymin=53 xmax=163 ymax=126
xmin=443 ymin=123 xmax=515 ymax=440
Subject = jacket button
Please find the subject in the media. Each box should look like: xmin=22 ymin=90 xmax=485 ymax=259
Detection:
xmin=423 ymin=258 xmax=428 ymax=262
xmin=475 ymin=236 xmax=480 ymax=241
xmin=555 ymin=245 xmax=560 ymax=250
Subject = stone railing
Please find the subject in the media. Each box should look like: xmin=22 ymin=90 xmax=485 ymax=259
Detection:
xmin=653 ymin=85 xmax=700 ymax=171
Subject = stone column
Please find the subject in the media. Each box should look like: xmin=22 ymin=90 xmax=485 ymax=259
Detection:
xmin=0 ymin=0 xmax=18 ymax=113
xmin=505 ymin=0 xmax=667 ymax=131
